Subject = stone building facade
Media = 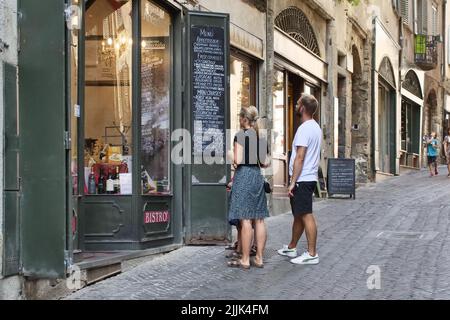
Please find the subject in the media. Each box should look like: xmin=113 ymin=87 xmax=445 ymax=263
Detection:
xmin=1 ymin=0 xmax=449 ymax=299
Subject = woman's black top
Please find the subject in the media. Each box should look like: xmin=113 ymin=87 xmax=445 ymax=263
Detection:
xmin=234 ymin=128 xmax=269 ymax=167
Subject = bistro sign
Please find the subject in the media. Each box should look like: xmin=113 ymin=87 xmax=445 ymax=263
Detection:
xmin=144 ymin=210 xmax=170 ymax=224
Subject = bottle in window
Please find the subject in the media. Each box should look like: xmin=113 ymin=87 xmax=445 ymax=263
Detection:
xmin=114 ymin=166 xmax=121 ymax=194
xmin=88 ymin=167 xmax=97 ymax=195
xmin=106 ymin=169 xmax=115 ymax=194
xmin=97 ymin=169 xmax=106 ymax=194
xmin=163 ymin=176 xmax=168 ymax=193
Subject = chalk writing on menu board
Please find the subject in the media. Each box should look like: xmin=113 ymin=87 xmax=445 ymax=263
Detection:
xmin=327 ymin=159 xmax=356 ymax=197
xmin=191 ymin=25 xmax=226 ymax=156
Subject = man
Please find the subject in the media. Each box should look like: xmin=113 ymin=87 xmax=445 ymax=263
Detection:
xmin=426 ymin=132 xmax=439 ymax=177
xmin=277 ymin=94 xmax=322 ymax=265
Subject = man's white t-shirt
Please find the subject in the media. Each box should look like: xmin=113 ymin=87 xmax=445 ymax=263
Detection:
xmin=289 ymin=119 xmax=322 ymax=182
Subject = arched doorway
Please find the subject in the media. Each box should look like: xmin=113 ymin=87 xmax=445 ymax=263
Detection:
xmin=423 ymin=89 xmax=438 ymax=137
xmin=377 ymin=57 xmax=397 ymax=174
xmin=400 ymin=70 xmax=422 ymax=169
xmin=422 ymin=89 xmax=438 ymax=166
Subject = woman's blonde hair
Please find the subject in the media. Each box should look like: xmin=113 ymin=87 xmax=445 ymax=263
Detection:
xmin=239 ymin=106 xmax=260 ymax=136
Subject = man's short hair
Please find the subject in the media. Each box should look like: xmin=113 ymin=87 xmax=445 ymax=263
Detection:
xmin=299 ymin=94 xmax=318 ymax=116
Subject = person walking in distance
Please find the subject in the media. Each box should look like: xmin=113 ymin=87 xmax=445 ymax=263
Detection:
xmin=427 ymin=132 xmax=439 ymax=177
xmin=444 ymin=128 xmax=450 ymax=177
xmin=277 ymin=94 xmax=322 ymax=265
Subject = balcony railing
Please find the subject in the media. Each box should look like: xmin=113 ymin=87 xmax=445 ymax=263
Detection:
xmin=414 ymin=34 xmax=438 ymax=71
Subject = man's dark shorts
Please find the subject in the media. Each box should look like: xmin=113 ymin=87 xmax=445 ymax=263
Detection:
xmin=427 ymin=156 xmax=437 ymax=165
xmin=290 ymin=181 xmax=316 ymax=216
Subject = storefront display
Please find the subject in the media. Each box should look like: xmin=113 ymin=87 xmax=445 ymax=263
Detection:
xmin=230 ymin=53 xmax=256 ymax=131
xmin=17 ymin=0 xmax=231 ymax=275
xmin=83 ymin=0 xmax=133 ymax=196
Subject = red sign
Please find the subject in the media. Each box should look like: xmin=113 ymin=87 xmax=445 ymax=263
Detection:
xmin=144 ymin=210 xmax=170 ymax=224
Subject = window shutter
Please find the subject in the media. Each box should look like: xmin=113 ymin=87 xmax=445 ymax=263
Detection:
xmin=432 ymin=5 xmax=438 ymax=36
xmin=417 ymin=0 xmax=422 ymax=33
xmin=401 ymin=0 xmax=410 ymax=25
xmin=392 ymin=0 xmax=399 ymax=12
xmin=422 ymin=0 xmax=428 ymax=33
xmin=416 ymin=0 xmax=428 ymax=34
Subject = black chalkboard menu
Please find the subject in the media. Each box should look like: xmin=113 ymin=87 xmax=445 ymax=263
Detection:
xmin=327 ymin=158 xmax=356 ymax=199
xmin=191 ymin=25 xmax=226 ymax=156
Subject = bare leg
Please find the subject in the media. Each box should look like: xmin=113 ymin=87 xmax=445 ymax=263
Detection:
xmin=236 ymin=223 xmax=242 ymax=253
xmin=434 ymin=161 xmax=438 ymax=174
xmin=251 ymin=221 xmax=256 ymax=250
xmin=240 ymin=219 xmax=253 ymax=266
xmin=301 ymin=213 xmax=318 ymax=256
xmin=429 ymin=163 xmax=434 ymax=176
xmin=288 ymin=215 xmax=304 ymax=249
xmin=253 ymin=219 xmax=267 ymax=264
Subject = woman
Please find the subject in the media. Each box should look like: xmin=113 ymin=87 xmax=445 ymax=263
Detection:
xmin=444 ymin=128 xmax=450 ymax=177
xmin=427 ymin=132 xmax=439 ymax=177
xmin=227 ymin=106 xmax=269 ymax=269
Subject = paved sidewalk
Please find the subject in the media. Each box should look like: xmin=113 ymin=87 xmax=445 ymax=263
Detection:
xmin=67 ymin=168 xmax=450 ymax=300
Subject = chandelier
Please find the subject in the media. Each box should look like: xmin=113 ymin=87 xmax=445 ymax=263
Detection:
xmin=100 ymin=35 xmax=132 ymax=67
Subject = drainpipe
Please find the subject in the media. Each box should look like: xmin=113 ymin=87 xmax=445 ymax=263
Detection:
xmin=398 ymin=15 xmax=403 ymax=175
xmin=370 ymin=17 xmax=376 ymax=180
xmin=443 ymin=0 xmax=447 ymax=84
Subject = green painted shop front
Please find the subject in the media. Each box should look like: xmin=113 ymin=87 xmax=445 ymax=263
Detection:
xmin=12 ymin=0 xmax=230 ymax=279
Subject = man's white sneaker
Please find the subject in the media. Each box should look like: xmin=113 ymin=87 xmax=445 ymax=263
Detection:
xmin=277 ymin=245 xmax=297 ymax=258
xmin=290 ymin=251 xmax=319 ymax=265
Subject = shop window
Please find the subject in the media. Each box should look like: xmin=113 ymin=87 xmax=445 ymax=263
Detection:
xmin=401 ymin=102 xmax=408 ymax=151
xmin=141 ymin=0 xmax=172 ymax=195
xmin=84 ymin=0 xmax=133 ymax=195
xmin=230 ymin=52 xmax=257 ymax=131
xmin=272 ymin=70 xmax=285 ymax=155
xmin=401 ymin=100 xmax=421 ymax=155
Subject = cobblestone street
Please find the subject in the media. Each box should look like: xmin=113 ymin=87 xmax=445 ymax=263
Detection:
xmin=67 ymin=168 xmax=450 ymax=300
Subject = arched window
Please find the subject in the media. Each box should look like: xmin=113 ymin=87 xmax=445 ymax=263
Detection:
xmin=402 ymin=70 xmax=422 ymax=99
xmin=275 ymin=7 xmax=320 ymax=56
xmin=378 ymin=57 xmax=396 ymax=88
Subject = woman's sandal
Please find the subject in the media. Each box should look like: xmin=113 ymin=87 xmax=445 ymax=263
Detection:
xmin=227 ymin=259 xmax=250 ymax=270
xmin=250 ymin=258 xmax=264 ymax=268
